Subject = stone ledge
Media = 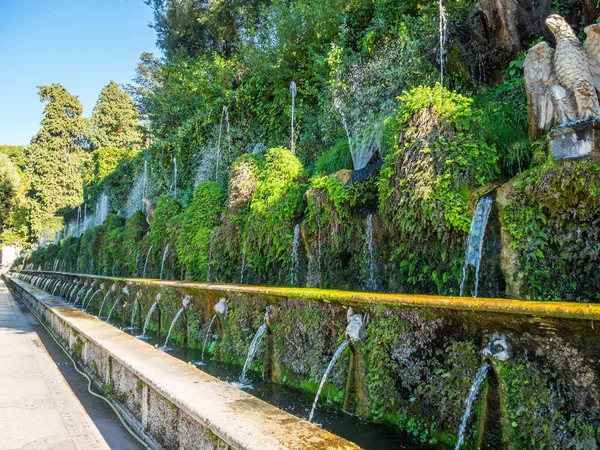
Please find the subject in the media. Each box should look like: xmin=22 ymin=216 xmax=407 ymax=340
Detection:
xmin=20 ymin=270 xmax=600 ymax=321
xmin=4 ymin=275 xmax=358 ymax=450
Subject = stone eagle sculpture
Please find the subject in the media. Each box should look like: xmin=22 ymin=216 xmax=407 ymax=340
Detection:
xmin=524 ymin=14 xmax=600 ymax=138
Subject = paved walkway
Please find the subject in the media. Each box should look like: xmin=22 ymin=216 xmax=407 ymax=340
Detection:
xmin=0 ymin=280 xmax=110 ymax=450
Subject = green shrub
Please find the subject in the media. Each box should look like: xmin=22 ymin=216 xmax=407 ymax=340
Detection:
xmin=503 ymin=159 xmax=600 ymax=301
xmin=378 ymin=84 xmax=499 ymax=294
xmin=245 ymin=148 xmax=307 ymax=283
xmin=304 ymin=173 xmax=376 ymax=288
xmin=177 ymin=181 xmax=227 ymax=281
xmin=150 ymin=195 xmax=183 ymax=249
xmin=211 ymin=154 xmax=264 ymax=283
xmin=313 ymin=140 xmax=353 ymax=175
xmin=120 ymin=211 xmax=149 ymax=276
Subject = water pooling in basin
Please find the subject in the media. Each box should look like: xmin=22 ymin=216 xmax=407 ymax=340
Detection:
xmin=118 ymin=323 xmax=439 ymax=450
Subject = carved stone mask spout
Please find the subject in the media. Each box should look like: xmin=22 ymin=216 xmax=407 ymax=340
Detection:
xmin=214 ymin=298 xmax=227 ymax=316
xmin=482 ymin=334 xmax=513 ymax=362
xmin=264 ymin=305 xmax=277 ymax=328
xmin=346 ymin=313 xmax=366 ymax=342
xmin=182 ymin=296 xmax=190 ymax=308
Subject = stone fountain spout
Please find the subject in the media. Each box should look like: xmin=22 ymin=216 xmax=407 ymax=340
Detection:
xmin=346 ymin=308 xmax=366 ymax=342
xmin=214 ymin=298 xmax=227 ymax=316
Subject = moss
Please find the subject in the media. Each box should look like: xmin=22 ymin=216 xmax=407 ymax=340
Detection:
xmin=275 ymin=302 xmax=347 ymax=387
xmin=72 ymin=338 xmax=84 ymax=360
xmin=244 ymin=148 xmax=308 ymax=284
xmin=313 ymin=139 xmax=354 ymax=175
xmin=303 ymin=173 xmax=377 ymax=289
xmin=149 ymin=195 xmax=183 ymax=279
xmin=136 ymin=380 xmax=145 ymax=395
xmin=212 ymin=153 xmax=264 ymax=283
xmin=120 ymin=211 xmax=149 ymax=277
xmin=503 ymin=159 xmax=600 ymax=301
xmin=222 ymin=296 xmax=264 ymax=366
xmin=177 ymin=181 xmax=226 ymax=281
xmin=496 ymin=358 xmax=600 ymax=449
xmin=378 ymin=84 xmax=499 ymax=295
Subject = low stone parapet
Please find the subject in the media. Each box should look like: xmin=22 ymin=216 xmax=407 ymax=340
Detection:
xmin=4 ymin=275 xmax=358 ymax=450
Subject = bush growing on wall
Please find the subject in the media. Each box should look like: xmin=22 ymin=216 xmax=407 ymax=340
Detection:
xmin=245 ymin=148 xmax=307 ymax=284
xmin=211 ymin=154 xmax=264 ymax=283
xmin=503 ymin=159 xmax=600 ymax=302
xmin=177 ymin=181 xmax=227 ymax=281
xmin=378 ymin=84 xmax=499 ymax=294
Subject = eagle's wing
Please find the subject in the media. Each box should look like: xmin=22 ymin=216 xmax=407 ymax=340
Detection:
xmin=583 ymin=24 xmax=600 ymax=92
xmin=524 ymin=42 xmax=556 ymax=138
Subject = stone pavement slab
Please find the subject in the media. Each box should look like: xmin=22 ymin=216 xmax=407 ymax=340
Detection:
xmin=0 ymin=281 xmax=109 ymax=450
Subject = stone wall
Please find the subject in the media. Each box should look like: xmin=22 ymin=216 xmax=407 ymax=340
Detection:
xmin=5 ymin=274 xmax=357 ymax=450
xmin=13 ymin=271 xmax=600 ymax=449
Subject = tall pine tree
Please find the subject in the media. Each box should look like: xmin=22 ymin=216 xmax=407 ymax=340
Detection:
xmin=25 ymin=84 xmax=90 ymax=234
xmin=90 ymin=81 xmax=142 ymax=150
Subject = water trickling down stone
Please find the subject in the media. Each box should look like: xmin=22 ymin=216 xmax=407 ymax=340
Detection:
xmin=438 ymin=0 xmax=448 ymax=86
xmin=143 ymin=245 xmax=153 ymax=278
xmin=215 ymin=106 xmax=231 ymax=182
xmin=365 ymin=214 xmax=377 ymax=292
xmin=199 ymin=314 xmax=218 ymax=364
xmin=98 ymin=289 xmax=112 ymax=317
xmin=141 ymin=300 xmax=159 ymax=338
xmin=106 ymin=294 xmax=124 ymax=323
xmin=128 ymin=297 xmax=139 ymax=330
xmin=290 ymin=81 xmax=297 ymax=154
xmin=159 ymin=243 xmax=169 ymax=280
xmin=162 ymin=307 xmax=185 ymax=349
xmin=460 ymin=197 xmax=493 ymax=297
xmin=290 ymin=224 xmax=300 ymax=286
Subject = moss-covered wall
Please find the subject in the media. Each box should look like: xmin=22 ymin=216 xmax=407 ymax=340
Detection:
xmin=22 ymin=272 xmax=600 ymax=449
xmin=501 ymin=158 xmax=600 ymax=302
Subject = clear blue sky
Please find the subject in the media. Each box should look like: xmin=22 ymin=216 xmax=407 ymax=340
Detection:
xmin=0 ymin=0 xmax=159 ymax=145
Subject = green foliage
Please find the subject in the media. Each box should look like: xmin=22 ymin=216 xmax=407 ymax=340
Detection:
xmin=99 ymin=215 xmax=126 ymax=276
xmin=211 ymin=154 xmax=264 ymax=282
xmin=146 ymin=0 xmax=267 ymax=57
xmin=90 ymin=81 xmax=142 ymax=150
xmin=93 ymin=147 xmax=138 ymax=182
xmin=378 ymin=85 xmax=499 ymax=294
xmin=304 ymin=173 xmax=376 ymax=288
xmin=121 ymin=211 xmax=150 ymax=276
xmin=245 ymin=148 xmax=307 ymax=283
xmin=177 ymin=181 xmax=226 ymax=281
xmin=0 ymin=145 xmax=26 ymax=170
xmin=474 ymin=53 xmax=532 ymax=177
xmin=313 ymin=140 xmax=353 ymax=175
xmin=503 ymin=159 xmax=600 ymax=301
xmin=150 ymin=194 xmax=183 ymax=250
xmin=24 ymin=84 xmax=90 ymax=239
xmin=396 ymin=84 xmax=476 ymax=130
xmin=0 ymin=154 xmax=24 ymax=233
xmin=497 ymin=359 xmax=599 ymax=449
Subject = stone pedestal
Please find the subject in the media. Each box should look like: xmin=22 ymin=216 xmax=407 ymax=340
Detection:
xmin=549 ymin=119 xmax=600 ymax=159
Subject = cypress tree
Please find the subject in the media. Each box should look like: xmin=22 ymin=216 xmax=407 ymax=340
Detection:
xmin=90 ymin=81 xmax=142 ymax=150
xmin=24 ymin=84 xmax=90 ymax=225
